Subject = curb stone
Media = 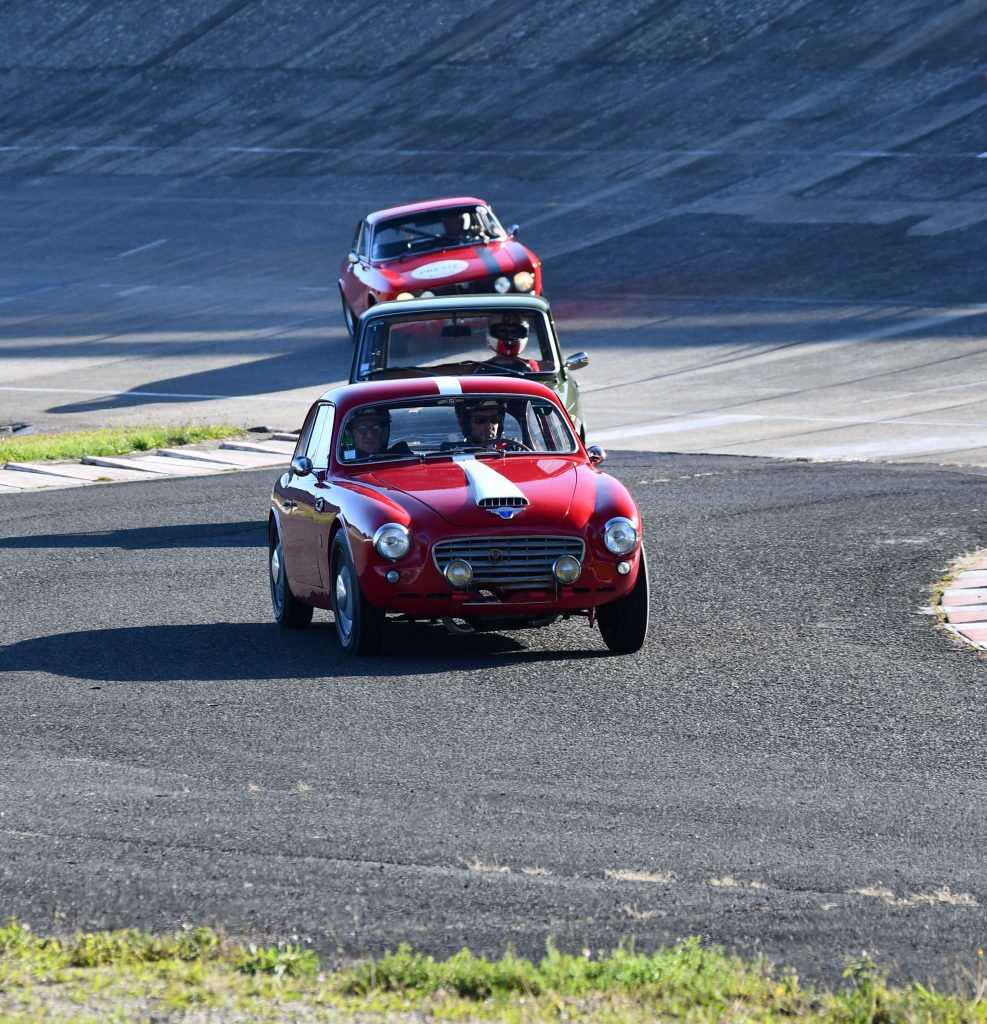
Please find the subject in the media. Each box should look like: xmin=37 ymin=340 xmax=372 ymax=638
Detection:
xmin=939 ymin=552 xmax=987 ymax=652
xmin=0 ymin=431 xmax=299 ymax=493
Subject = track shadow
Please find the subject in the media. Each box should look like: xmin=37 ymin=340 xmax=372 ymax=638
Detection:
xmin=46 ymin=345 xmax=350 ymax=416
xmin=0 ymin=520 xmax=265 ymax=551
xmin=0 ymin=620 xmax=610 ymax=682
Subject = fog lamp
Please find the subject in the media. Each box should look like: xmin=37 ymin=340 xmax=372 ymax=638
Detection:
xmin=617 ymin=561 xmax=631 ymax=575
xmin=395 ymin=291 xmax=415 ymax=300
xmin=444 ymin=559 xmax=473 ymax=588
xmin=493 ymin=276 xmax=511 ymax=294
xmin=513 ymin=271 xmax=536 ymax=292
xmin=552 ymin=554 xmax=582 ymax=584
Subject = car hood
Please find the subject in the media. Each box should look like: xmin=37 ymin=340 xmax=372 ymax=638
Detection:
xmin=385 ymin=240 xmax=532 ymax=285
xmin=363 ymin=455 xmax=586 ymax=527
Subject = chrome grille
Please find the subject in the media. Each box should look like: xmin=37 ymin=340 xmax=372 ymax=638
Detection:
xmin=433 ymin=535 xmax=584 ymax=585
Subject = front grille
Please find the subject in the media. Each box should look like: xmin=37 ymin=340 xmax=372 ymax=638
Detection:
xmin=424 ymin=275 xmax=506 ymax=297
xmin=432 ymin=535 xmax=584 ymax=586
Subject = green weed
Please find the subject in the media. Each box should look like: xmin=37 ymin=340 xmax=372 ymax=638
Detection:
xmin=0 ymin=424 xmax=244 ymax=463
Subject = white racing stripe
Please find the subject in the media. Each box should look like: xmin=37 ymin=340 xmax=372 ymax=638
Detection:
xmin=432 ymin=377 xmax=464 ymax=395
xmin=453 ymin=454 xmax=528 ymax=506
xmin=593 ymin=414 xmax=761 ymax=441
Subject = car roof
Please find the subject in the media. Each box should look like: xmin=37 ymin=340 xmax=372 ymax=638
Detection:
xmin=317 ymin=376 xmax=563 ymax=416
xmin=365 ymin=196 xmax=488 ymax=225
xmin=360 ymin=294 xmax=552 ymax=323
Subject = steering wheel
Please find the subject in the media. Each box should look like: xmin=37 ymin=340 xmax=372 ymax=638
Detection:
xmin=496 ymin=438 xmax=533 ymax=452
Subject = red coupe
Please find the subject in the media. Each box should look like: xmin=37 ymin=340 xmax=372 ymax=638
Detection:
xmin=268 ymin=378 xmax=648 ymax=656
xmin=338 ymin=196 xmax=542 ymax=336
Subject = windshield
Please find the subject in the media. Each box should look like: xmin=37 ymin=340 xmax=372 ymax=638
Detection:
xmin=356 ymin=311 xmax=558 ymax=378
xmin=337 ymin=395 xmax=578 ymax=465
xmin=370 ymin=206 xmax=505 ymax=260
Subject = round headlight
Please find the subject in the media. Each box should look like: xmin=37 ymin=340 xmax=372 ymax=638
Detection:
xmin=420 ymin=290 xmax=435 ymax=298
xmin=395 ymin=291 xmax=415 ymax=300
xmin=493 ymin=276 xmax=512 ymax=294
xmin=513 ymin=271 xmax=536 ymax=293
xmin=373 ymin=523 xmax=410 ymax=561
xmin=603 ymin=517 xmax=638 ymax=555
xmin=552 ymin=554 xmax=582 ymax=584
xmin=444 ymin=559 xmax=473 ymax=588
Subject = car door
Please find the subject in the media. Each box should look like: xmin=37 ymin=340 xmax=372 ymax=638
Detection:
xmin=280 ymin=402 xmax=336 ymax=590
xmin=541 ymin=309 xmax=587 ymax=438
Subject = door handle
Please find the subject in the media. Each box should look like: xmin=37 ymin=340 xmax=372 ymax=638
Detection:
xmin=283 ymin=499 xmax=295 ymax=509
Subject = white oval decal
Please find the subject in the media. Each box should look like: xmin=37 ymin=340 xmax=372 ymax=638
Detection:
xmin=410 ymin=259 xmax=469 ymax=280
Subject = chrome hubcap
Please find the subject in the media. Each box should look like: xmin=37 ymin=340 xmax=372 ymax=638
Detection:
xmin=270 ymin=544 xmax=284 ymax=612
xmin=334 ymin=564 xmax=353 ymax=639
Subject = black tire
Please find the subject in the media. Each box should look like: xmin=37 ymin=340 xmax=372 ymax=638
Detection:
xmin=269 ymin=526 xmax=313 ymax=628
xmin=340 ymin=288 xmax=357 ymax=339
xmin=330 ymin=532 xmax=385 ymax=655
xmin=597 ymin=546 xmax=650 ymax=654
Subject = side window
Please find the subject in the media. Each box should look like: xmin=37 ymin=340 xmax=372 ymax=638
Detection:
xmin=525 ymin=402 xmax=572 ymax=452
xmin=305 ymin=404 xmax=335 ymax=468
xmin=294 ymin=404 xmax=321 ymax=459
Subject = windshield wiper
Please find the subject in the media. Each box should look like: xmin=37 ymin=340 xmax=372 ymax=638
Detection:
xmin=363 ymin=366 xmax=428 ymax=380
xmin=418 ymin=445 xmax=483 ymax=460
xmin=418 ymin=445 xmax=508 ymax=461
xmin=476 ymin=365 xmax=526 ymax=378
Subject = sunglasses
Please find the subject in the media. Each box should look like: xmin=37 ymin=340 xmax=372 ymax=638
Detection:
xmin=352 ymin=421 xmax=386 ymax=433
xmin=469 ymin=414 xmax=501 ymax=424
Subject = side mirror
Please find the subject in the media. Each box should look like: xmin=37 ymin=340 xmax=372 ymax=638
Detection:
xmin=290 ymin=455 xmax=313 ymax=477
xmin=506 ymin=223 xmax=519 ymax=237
xmin=565 ymin=351 xmax=589 ymax=371
xmin=347 ymin=251 xmax=359 ymax=265
xmin=586 ymin=444 xmax=606 ymax=466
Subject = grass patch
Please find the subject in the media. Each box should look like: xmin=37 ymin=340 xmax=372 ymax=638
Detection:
xmin=0 ymin=425 xmax=245 ymax=464
xmin=1 ymin=920 xmax=985 ymax=1023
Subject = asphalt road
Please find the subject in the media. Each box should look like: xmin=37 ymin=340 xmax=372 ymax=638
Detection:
xmin=2 ymin=0 xmax=987 ymax=994
xmin=1 ymin=454 xmax=986 ymax=987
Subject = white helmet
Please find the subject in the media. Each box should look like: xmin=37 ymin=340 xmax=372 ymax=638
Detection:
xmin=487 ymin=319 xmax=529 ymax=358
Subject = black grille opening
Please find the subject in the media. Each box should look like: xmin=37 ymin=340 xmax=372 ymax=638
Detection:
xmin=478 ymin=496 xmax=528 ymax=508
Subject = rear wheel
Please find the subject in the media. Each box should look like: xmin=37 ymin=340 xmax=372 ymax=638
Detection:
xmin=597 ymin=546 xmax=649 ymax=654
xmin=269 ymin=526 xmax=313 ymax=628
xmin=330 ymin=532 xmax=385 ymax=655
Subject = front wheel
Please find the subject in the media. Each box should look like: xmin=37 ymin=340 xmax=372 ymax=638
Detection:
xmin=597 ymin=546 xmax=650 ymax=654
xmin=330 ymin=532 xmax=385 ymax=655
xmin=270 ymin=527 xmax=313 ymax=628
xmin=340 ymin=288 xmax=357 ymax=339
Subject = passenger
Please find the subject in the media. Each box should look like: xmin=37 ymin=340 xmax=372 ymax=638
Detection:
xmin=343 ymin=407 xmax=411 ymax=460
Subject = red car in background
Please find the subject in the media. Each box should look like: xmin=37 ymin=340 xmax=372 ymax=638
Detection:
xmin=338 ymin=196 xmax=542 ymax=337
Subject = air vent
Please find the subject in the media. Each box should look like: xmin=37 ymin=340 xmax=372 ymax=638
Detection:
xmin=477 ymin=496 xmax=528 ymax=508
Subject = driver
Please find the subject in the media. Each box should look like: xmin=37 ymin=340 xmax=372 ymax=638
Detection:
xmin=458 ymin=398 xmax=507 ymax=447
xmin=442 ymin=210 xmax=473 ymax=241
xmin=486 ymin=319 xmax=538 ymax=371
